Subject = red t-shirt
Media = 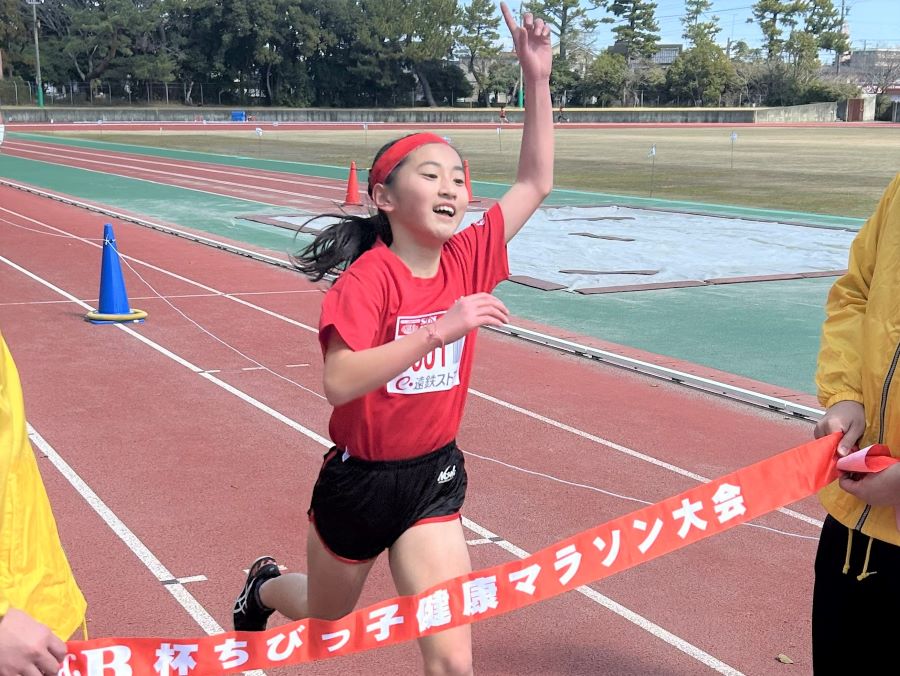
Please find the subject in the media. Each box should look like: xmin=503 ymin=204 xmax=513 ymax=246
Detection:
xmin=318 ymin=204 xmax=509 ymax=461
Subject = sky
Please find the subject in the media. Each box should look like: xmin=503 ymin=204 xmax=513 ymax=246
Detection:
xmin=491 ymin=0 xmax=900 ymax=53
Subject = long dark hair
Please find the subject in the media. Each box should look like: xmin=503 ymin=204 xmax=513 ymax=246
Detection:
xmin=291 ymin=138 xmax=403 ymax=282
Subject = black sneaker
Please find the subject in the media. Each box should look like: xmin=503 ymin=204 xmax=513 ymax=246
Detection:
xmin=233 ymin=555 xmax=281 ymax=631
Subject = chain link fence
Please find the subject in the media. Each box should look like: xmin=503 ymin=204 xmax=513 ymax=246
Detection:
xmin=0 ymin=79 xmax=266 ymax=108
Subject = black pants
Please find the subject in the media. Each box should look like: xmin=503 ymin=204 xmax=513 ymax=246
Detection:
xmin=812 ymin=514 xmax=900 ymax=674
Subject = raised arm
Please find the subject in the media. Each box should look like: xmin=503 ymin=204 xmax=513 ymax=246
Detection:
xmin=497 ymin=1 xmax=554 ymax=243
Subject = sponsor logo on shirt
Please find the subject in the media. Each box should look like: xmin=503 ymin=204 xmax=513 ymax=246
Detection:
xmin=388 ymin=312 xmax=465 ymax=395
xmin=437 ymin=464 xmax=457 ymax=484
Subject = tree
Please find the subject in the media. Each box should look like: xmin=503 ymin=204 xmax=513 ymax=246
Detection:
xmin=360 ymin=0 xmax=460 ymax=108
xmin=164 ymin=0 xmax=218 ymax=104
xmin=596 ymin=0 xmax=660 ymax=62
xmin=0 ymin=0 xmax=25 ymax=78
xmin=485 ymin=60 xmax=519 ymax=105
xmin=802 ymin=0 xmax=848 ymax=67
xmin=577 ymin=50 xmax=626 ymax=105
xmin=525 ymin=0 xmax=598 ymax=63
xmin=666 ymin=41 xmax=734 ymax=106
xmin=733 ymin=58 xmax=769 ymax=106
xmin=550 ymin=55 xmax=580 ymax=103
xmin=457 ymin=0 xmax=501 ymax=106
xmin=418 ymin=60 xmax=472 ymax=105
xmin=729 ymin=40 xmax=760 ymax=62
xmin=681 ymin=0 xmax=720 ymax=47
xmin=749 ymin=0 xmax=804 ymax=59
xmin=29 ymin=0 xmax=177 ymax=95
xmin=69 ymin=0 xmax=173 ymax=84
xmin=302 ymin=0 xmax=401 ymax=107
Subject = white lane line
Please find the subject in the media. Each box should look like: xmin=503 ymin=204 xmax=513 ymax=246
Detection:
xmin=172 ymin=576 xmax=208 ymax=585
xmin=0 ymin=182 xmax=296 ymax=269
xmin=468 ymin=390 xmax=824 ymax=529
xmin=2 ymin=147 xmax=284 ymax=208
xmin=28 ymin=425 xmax=222 ymax=634
xmin=4 ymin=254 xmax=742 ymax=674
xmin=462 ymin=518 xmax=743 ymax=676
xmin=0 ymin=205 xmax=319 ymax=335
xmin=4 ymin=144 xmax=341 ymax=206
xmin=30 ymin=426 xmax=267 ymax=676
xmin=4 ymin=140 xmax=347 ymax=193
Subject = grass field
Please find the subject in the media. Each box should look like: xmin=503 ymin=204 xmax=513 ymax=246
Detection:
xmin=39 ymin=124 xmax=898 ymax=218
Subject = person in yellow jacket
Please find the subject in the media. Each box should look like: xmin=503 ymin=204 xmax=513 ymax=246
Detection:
xmin=813 ymin=173 xmax=900 ymax=673
xmin=0 ymin=330 xmax=86 ymax=674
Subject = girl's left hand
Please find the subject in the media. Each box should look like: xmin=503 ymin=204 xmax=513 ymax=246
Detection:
xmin=501 ymin=2 xmax=552 ymax=81
xmin=838 ymin=463 xmax=900 ymax=508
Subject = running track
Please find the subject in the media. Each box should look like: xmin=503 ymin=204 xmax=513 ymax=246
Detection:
xmin=0 ymin=136 xmax=827 ymax=674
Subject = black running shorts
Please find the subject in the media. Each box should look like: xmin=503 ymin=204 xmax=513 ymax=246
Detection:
xmin=308 ymin=440 xmax=467 ymax=562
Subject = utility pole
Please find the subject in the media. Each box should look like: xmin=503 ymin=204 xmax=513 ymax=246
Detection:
xmin=26 ymin=0 xmax=44 ymax=107
xmin=836 ymin=0 xmax=847 ymax=75
xmin=517 ymin=2 xmax=524 ymax=108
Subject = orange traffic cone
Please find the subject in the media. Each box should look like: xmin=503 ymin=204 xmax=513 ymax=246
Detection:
xmin=463 ymin=159 xmax=475 ymax=202
xmin=343 ymin=161 xmax=361 ymax=206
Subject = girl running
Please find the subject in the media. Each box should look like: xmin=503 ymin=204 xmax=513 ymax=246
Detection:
xmin=233 ymin=4 xmax=552 ymax=674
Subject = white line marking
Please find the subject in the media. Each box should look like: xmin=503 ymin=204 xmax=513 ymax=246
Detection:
xmin=6 ymin=139 xmax=348 ymax=194
xmin=27 ymin=425 xmax=224 ymax=636
xmin=468 ymin=390 xmax=823 ymax=529
xmin=174 ymin=575 xmax=208 ymax=584
xmin=4 ymin=142 xmax=346 ymax=206
xmin=0 ymin=180 xmax=296 ymax=267
xmin=461 ymin=518 xmax=743 ymax=675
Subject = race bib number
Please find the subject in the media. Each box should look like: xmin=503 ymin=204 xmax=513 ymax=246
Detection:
xmin=388 ymin=312 xmax=465 ymax=394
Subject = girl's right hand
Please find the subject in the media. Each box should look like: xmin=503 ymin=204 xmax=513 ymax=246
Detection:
xmin=501 ymin=2 xmax=552 ymax=82
xmin=435 ymin=293 xmax=510 ymax=344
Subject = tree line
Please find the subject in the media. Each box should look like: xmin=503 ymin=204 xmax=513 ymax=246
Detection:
xmin=0 ymin=0 xmax=862 ymax=108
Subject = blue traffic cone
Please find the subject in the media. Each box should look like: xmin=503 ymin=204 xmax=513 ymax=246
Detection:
xmin=84 ymin=224 xmax=147 ymax=324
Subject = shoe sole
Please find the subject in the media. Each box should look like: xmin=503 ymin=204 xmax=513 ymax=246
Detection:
xmin=233 ymin=555 xmax=277 ymax=629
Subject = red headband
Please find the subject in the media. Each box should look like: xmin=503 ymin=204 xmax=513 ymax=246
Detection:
xmin=368 ymin=133 xmax=450 ymax=193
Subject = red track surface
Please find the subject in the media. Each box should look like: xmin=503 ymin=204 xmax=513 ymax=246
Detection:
xmin=0 ymin=144 xmax=827 ymax=675
xmin=1 ymin=138 xmax=357 ymax=210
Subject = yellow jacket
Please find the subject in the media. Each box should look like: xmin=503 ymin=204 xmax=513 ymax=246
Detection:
xmin=816 ymin=173 xmax=900 ymax=545
xmin=0 ymin=331 xmax=86 ymax=639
